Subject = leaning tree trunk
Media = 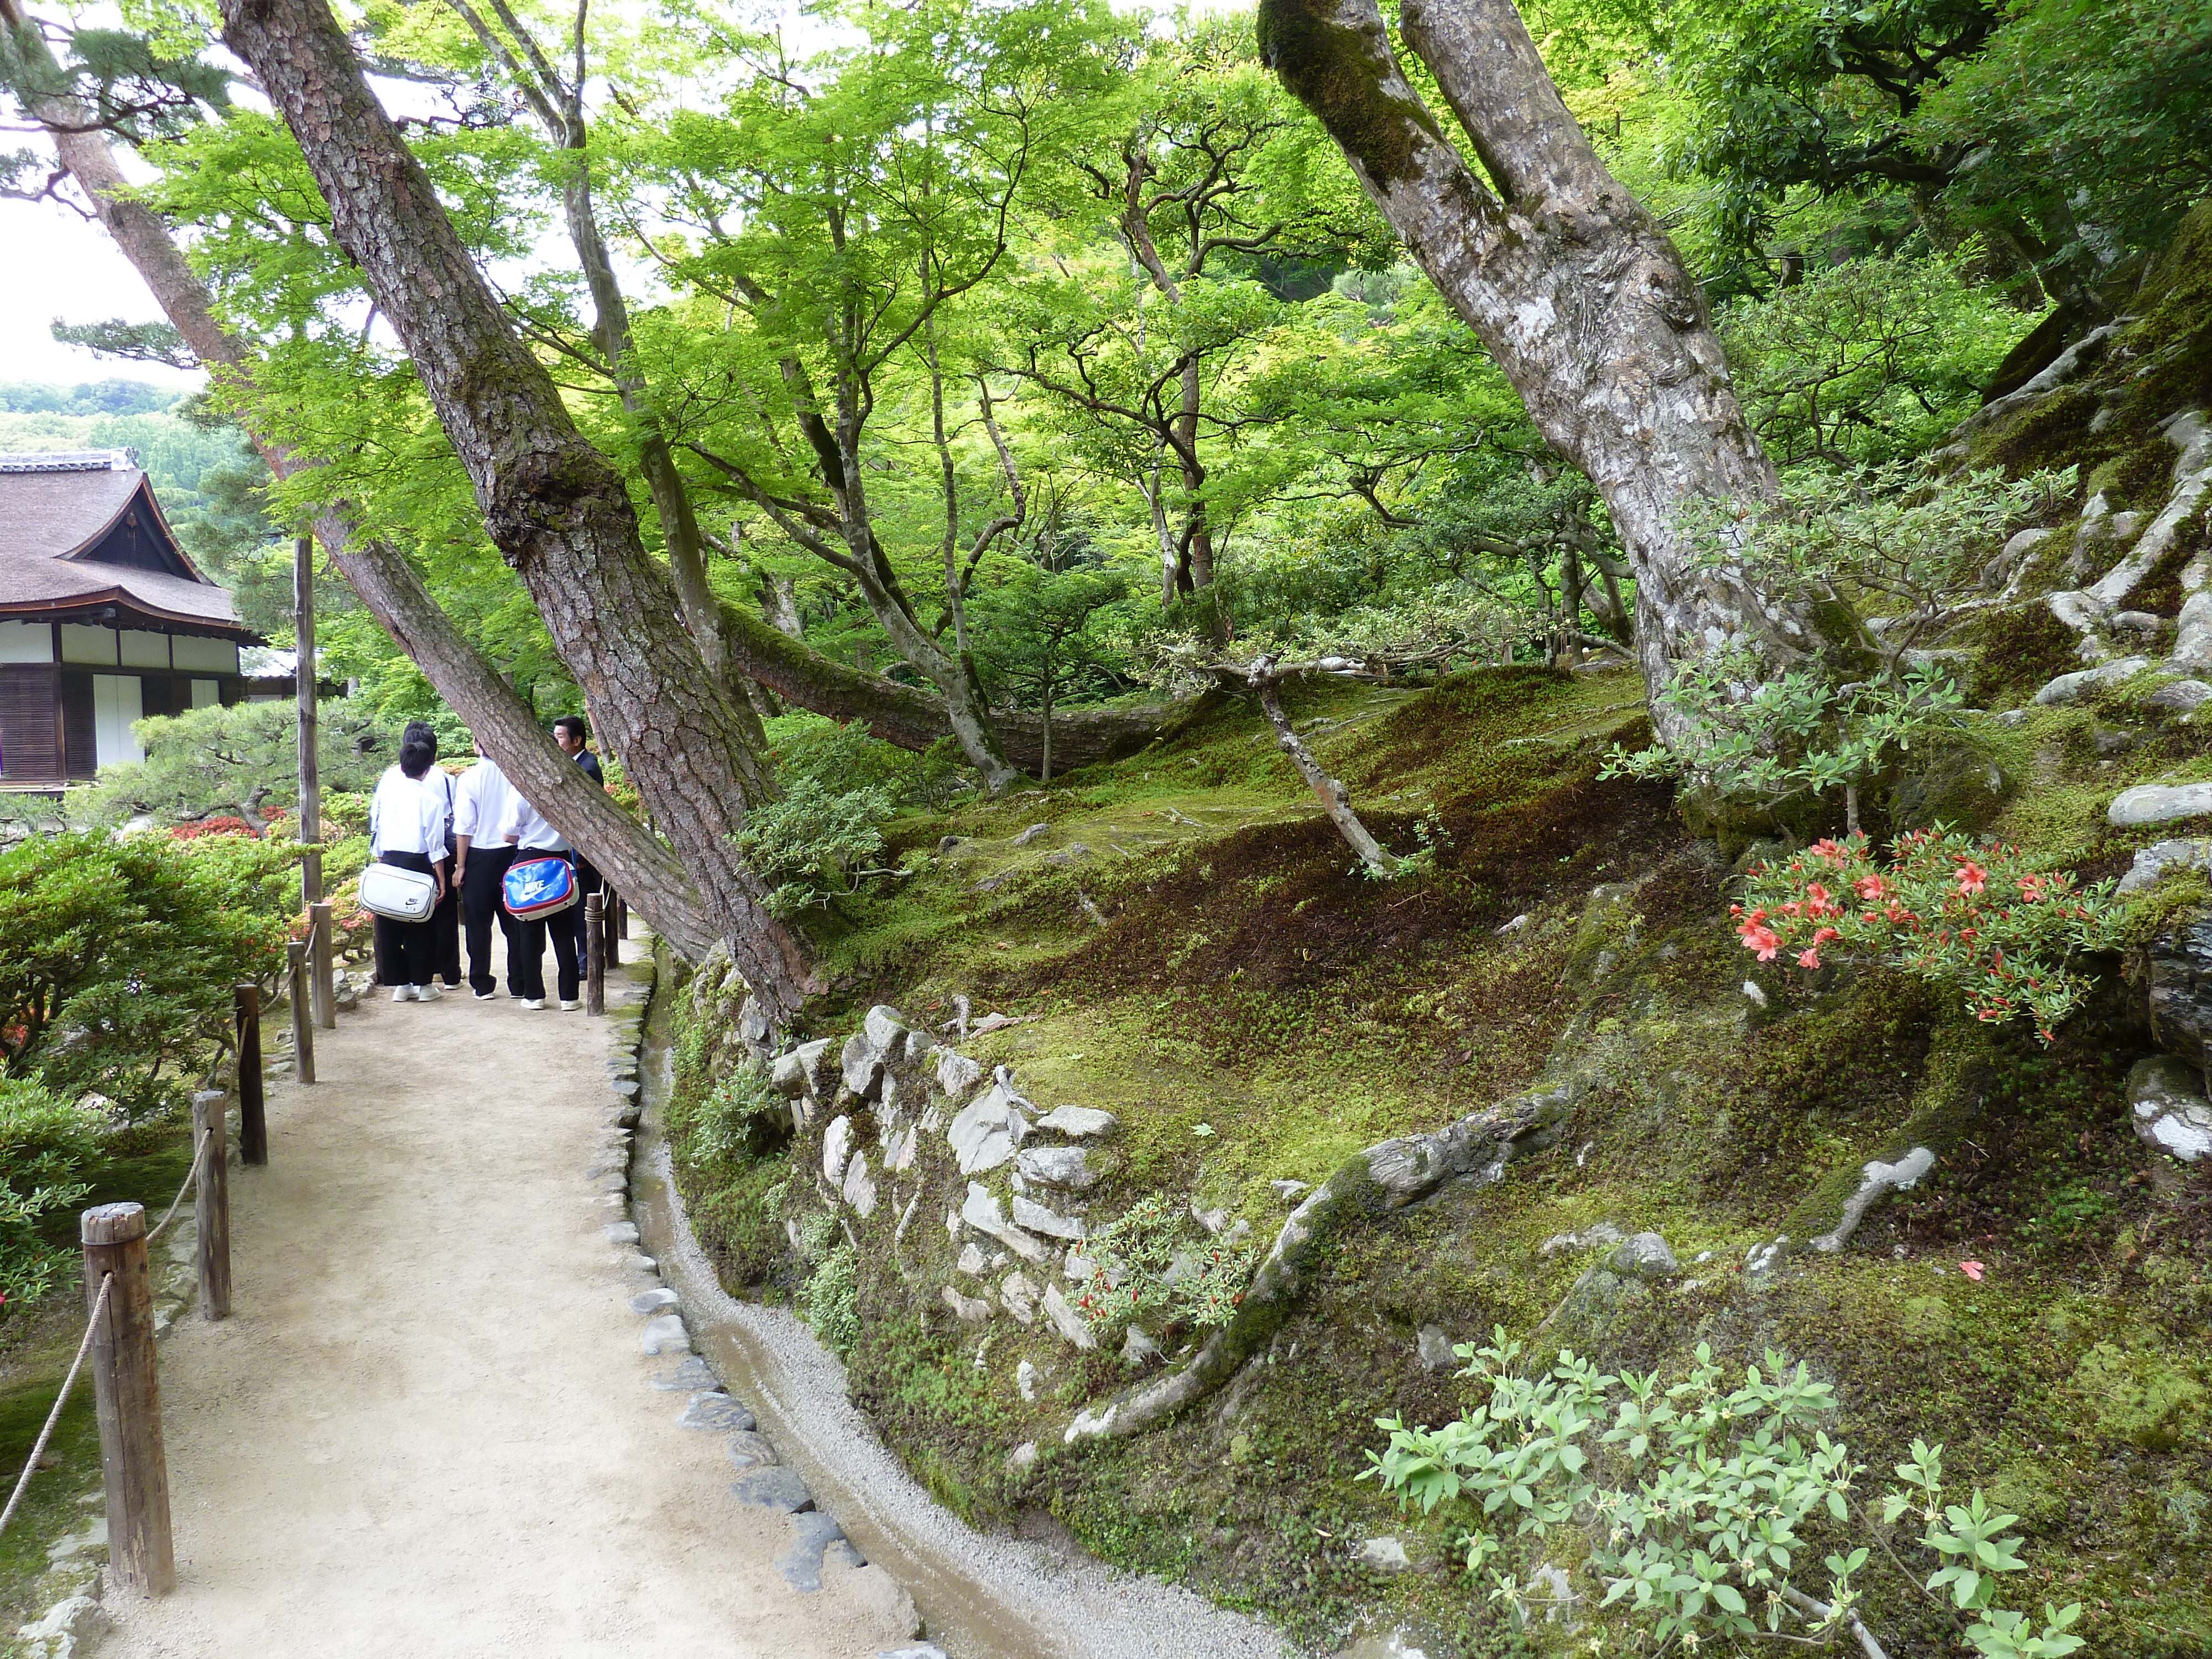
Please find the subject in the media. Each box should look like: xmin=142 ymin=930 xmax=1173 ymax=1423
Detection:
xmin=216 ymin=0 xmax=815 ymax=1013
xmin=1256 ymin=0 xmax=1865 ymax=742
xmin=1 ymin=0 xmax=731 ymax=959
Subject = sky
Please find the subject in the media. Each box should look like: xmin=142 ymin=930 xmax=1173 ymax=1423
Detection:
xmin=0 ymin=182 xmax=207 ymax=392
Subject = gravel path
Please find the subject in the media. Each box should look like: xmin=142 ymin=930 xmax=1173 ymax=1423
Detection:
xmin=97 ymin=942 xmax=918 ymax=1659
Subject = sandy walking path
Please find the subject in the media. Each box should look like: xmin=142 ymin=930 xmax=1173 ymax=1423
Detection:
xmin=100 ymin=940 xmax=917 ymax=1659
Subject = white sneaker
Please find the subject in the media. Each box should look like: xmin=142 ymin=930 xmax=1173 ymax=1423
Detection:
xmin=415 ymin=983 xmax=442 ymax=1003
xmin=559 ymin=999 xmax=581 ymax=1011
xmin=521 ymin=998 xmax=546 ymax=1010
xmin=392 ymin=986 xmax=414 ymax=1003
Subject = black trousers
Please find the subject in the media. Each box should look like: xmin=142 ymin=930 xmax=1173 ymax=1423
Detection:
xmin=462 ymin=846 xmax=518 ymax=997
xmin=430 ymin=855 xmax=462 ymax=985
xmin=510 ymin=852 xmax=580 ymax=1003
xmin=566 ymin=854 xmax=603 ymax=962
xmin=371 ymin=850 xmax=439 ymax=988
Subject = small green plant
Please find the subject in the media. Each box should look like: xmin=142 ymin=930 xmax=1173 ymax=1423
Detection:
xmin=1073 ymin=1194 xmax=1258 ymax=1338
xmin=729 ymin=778 xmax=898 ymax=918
xmin=1603 ymin=465 xmax=2070 ymax=832
xmin=1 ymin=1078 xmax=103 ymax=1318
xmin=802 ymin=1241 xmax=860 ymax=1355
xmin=668 ymin=1058 xmax=787 ymax=1176
xmin=1363 ymin=1333 xmax=2084 ymax=1658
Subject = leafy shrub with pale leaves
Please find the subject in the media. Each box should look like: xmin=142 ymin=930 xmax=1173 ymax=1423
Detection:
xmin=1 ymin=1079 xmax=103 ymax=1318
xmin=1073 ymin=1194 xmax=1258 ymax=1338
xmin=1364 ymin=1333 xmax=2083 ymax=1659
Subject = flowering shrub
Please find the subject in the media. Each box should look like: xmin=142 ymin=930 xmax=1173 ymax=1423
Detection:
xmin=1073 ymin=1194 xmax=1258 ymax=1337
xmin=168 ymin=815 xmax=258 ymax=839
xmin=1734 ymin=831 xmax=2116 ymax=1040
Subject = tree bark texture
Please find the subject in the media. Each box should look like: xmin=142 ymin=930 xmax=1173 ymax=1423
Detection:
xmin=1255 ymin=0 xmax=1863 ymax=742
xmin=218 ymin=0 xmax=815 ymax=1012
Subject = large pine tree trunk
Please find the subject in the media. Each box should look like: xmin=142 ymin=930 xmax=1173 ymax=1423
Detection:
xmin=1257 ymin=0 xmax=1862 ymax=739
xmin=191 ymin=0 xmax=815 ymax=1012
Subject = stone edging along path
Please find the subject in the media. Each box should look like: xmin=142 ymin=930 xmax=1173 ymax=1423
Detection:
xmin=594 ymin=964 xmax=935 ymax=1648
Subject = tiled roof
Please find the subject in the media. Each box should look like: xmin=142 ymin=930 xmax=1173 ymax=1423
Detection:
xmin=0 ymin=451 xmax=245 ymax=635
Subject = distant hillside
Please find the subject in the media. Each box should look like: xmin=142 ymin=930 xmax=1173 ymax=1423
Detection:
xmin=0 ymin=378 xmax=184 ymax=417
xmin=0 ymin=382 xmax=242 ymax=518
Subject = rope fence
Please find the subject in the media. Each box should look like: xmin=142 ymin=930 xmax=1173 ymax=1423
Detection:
xmin=0 ymin=1028 xmax=253 ymax=1587
xmin=0 ymin=1275 xmax=113 ymax=1540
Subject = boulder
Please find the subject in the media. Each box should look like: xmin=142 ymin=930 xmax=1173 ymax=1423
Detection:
xmin=14 ymin=1595 xmax=109 ymax=1659
xmin=864 ymin=1004 xmax=906 ymax=1052
xmin=940 ymin=1284 xmax=993 ymax=1324
xmin=956 ymin=1241 xmax=986 ymax=1276
xmin=731 ymin=1467 xmax=815 ymax=1513
xmin=2127 ymin=1055 xmax=2212 ymax=1163
xmin=1356 ymin=1536 xmax=1412 ymax=1574
xmin=947 ymin=1086 xmax=1029 ymax=1175
xmin=1011 ymin=822 xmax=1051 ymax=846
xmin=771 ymin=1038 xmax=835 ymax=1098
xmin=2119 ymin=839 xmax=2212 ymax=894
xmin=885 ymin=1124 xmax=919 ymax=1174
xmin=840 ymin=1034 xmax=886 ymax=1100
xmin=1012 ymin=1194 xmax=1086 ymax=1241
xmin=959 ymin=1182 xmax=1050 ymax=1264
xmin=677 ymin=1392 xmax=757 ymax=1433
xmin=1041 ymin=1281 xmax=1098 ymax=1350
xmin=726 ymin=1431 xmax=779 ymax=1471
xmin=1416 ymin=1324 xmax=1458 ymax=1372
xmin=1121 ymin=1325 xmax=1162 ymax=1367
xmin=899 ymin=1029 xmax=937 ymax=1071
xmin=1016 ymin=1358 xmax=1038 ymax=1401
xmin=823 ymin=1116 xmax=853 ymax=1187
xmin=842 ymin=1150 xmax=878 ymax=1218
xmin=640 ymin=1314 xmax=691 ymax=1356
xmin=2148 ymin=679 xmax=2212 ymax=714
xmin=936 ymin=1048 xmax=986 ymax=1102
xmin=2037 ymin=655 xmax=2153 ymax=705
xmin=1015 ymin=1145 xmax=1095 ymax=1190
xmin=1608 ymin=1232 xmax=1679 ymax=1281
xmin=2147 ymin=909 xmax=2212 ymax=1057
xmin=2109 ymin=783 xmax=2212 ymax=827
xmin=1035 ymin=1104 xmax=1118 ymax=1139
xmin=1000 ymin=1271 xmax=1039 ymax=1324
xmin=1539 ymin=1222 xmax=1624 ymax=1256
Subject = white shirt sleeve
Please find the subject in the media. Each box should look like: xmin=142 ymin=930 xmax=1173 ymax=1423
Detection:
xmin=454 ymin=765 xmax=483 ymax=840
xmin=418 ymin=779 xmax=449 ymax=859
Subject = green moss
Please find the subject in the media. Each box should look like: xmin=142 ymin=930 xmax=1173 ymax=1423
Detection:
xmin=1255 ymin=0 xmax=1444 ymax=187
xmin=2072 ymin=1341 xmax=2209 ymax=1451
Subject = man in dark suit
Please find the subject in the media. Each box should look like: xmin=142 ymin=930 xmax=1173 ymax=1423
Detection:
xmin=553 ymin=714 xmax=605 ymax=959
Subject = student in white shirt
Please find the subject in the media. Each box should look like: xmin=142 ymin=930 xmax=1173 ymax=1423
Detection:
xmin=497 ymin=789 xmax=581 ymax=1011
xmin=452 ymin=738 xmax=521 ymax=1000
xmin=395 ymin=721 xmax=462 ymax=990
xmin=367 ymin=738 xmax=449 ymax=1001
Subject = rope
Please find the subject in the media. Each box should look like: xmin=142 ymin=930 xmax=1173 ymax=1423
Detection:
xmin=145 ymin=1128 xmax=213 ymax=1245
xmin=0 ymin=1274 xmax=113 ymax=1540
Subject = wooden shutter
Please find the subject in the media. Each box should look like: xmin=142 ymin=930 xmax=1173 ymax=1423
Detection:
xmin=61 ymin=672 xmax=97 ymax=779
xmin=0 ymin=663 xmax=63 ymax=784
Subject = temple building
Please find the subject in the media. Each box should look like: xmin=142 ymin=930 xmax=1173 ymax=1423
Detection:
xmin=0 ymin=450 xmax=254 ymax=789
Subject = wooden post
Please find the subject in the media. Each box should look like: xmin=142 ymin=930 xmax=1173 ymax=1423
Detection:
xmin=603 ymin=889 xmax=620 ymax=968
xmin=614 ymin=890 xmax=629 ymax=941
xmin=81 ymin=1202 xmax=175 ymax=1597
xmin=310 ymin=900 xmax=336 ymax=1029
xmin=234 ymin=983 xmax=267 ymax=1167
xmin=190 ymin=1090 xmax=230 ymax=1321
xmin=585 ymin=893 xmax=605 ymax=1016
xmin=289 ymin=940 xmax=316 ymax=1087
